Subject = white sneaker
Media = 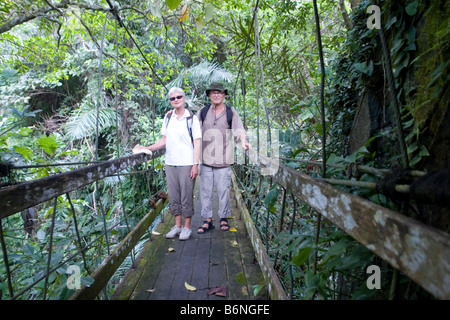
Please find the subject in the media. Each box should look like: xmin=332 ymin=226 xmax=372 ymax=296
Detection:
xmin=166 ymin=226 xmax=182 ymax=239
xmin=179 ymin=227 xmax=192 ymax=241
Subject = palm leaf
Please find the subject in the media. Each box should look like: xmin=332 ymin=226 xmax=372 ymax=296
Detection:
xmin=65 ymin=106 xmax=120 ymax=140
xmin=167 ymin=60 xmax=234 ymax=89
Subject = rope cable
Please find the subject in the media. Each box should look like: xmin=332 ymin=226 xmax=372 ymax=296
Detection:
xmin=253 ymin=6 xmax=272 ymax=155
xmin=95 ymin=11 xmax=110 ymax=162
xmin=43 ymin=197 xmax=58 ymax=300
xmin=232 ymin=0 xmax=260 ymax=98
xmin=0 ymin=220 xmax=14 ymax=297
xmin=312 ymin=0 xmax=326 ymax=276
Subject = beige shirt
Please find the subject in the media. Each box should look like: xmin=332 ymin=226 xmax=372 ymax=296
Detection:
xmin=198 ymin=105 xmax=246 ymax=168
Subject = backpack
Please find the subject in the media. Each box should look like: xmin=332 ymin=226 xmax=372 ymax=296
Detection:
xmin=165 ymin=110 xmax=194 ymax=144
xmin=200 ymin=104 xmax=233 ymax=129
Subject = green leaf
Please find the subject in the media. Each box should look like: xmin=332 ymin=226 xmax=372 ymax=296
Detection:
xmin=18 ymin=127 xmax=33 ymax=136
xmin=405 ymin=1 xmax=419 ymax=16
xmin=204 ymin=3 xmax=215 ymax=21
xmin=418 ymin=145 xmax=429 ymax=157
xmin=263 ymin=185 xmax=279 ymax=213
xmin=14 ymin=146 xmax=33 ymax=160
xmin=353 ymin=61 xmax=373 ymax=76
xmin=407 ymin=141 xmax=418 ymax=154
xmin=81 ymin=277 xmax=95 ymax=287
xmin=196 ymin=16 xmax=206 ymax=32
xmin=165 ymin=0 xmax=181 ymax=10
xmin=304 ymin=269 xmax=319 ymax=299
xmin=37 ymin=135 xmax=60 ymax=156
xmin=253 ymin=284 xmax=264 ymax=296
xmin=353 ymin=62 xmax=368 ymax=74
xmin=150 ymin=3 xmax=162 ymax=18
xmin=323 ymin=236 xmax=352 ymax=260
xmin=292 ymin=246 xmax=312 ymax=266
xmin=335 ymin=245 xmax=374 ymax=271
xmin=409 ymin=153 xmax=422 ymax=167
xmin=22 ymin=243 xmax=34 ymax=256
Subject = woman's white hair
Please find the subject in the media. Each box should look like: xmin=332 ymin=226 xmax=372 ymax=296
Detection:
xmin=168 ymin=87 xmax=185 ymax=98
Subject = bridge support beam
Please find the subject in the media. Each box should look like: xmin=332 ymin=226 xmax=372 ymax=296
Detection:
xmin=69 ymin=197 xmax=168 ymax=300
xmin=231 ymin=173 xmax=288 ymax=300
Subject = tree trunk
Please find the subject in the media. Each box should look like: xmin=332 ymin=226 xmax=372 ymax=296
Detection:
xmin=339 ymin=0 xmax=354 ymax=29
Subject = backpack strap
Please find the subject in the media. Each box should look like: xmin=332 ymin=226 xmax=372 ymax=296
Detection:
xmin=165 ymin=110 xmax=194 ymax=144
xmin=225 ymin=105 xmax=233 ymax=129
xmin=164 ymin=110 xmax=173 ymax=130
xmin=186 ymin=110 xmax=194 ymax=144
xmin=200 ymin=104 xmax=233 ymax=128
xmin=200 ymin=104 xmax=211 ymax=122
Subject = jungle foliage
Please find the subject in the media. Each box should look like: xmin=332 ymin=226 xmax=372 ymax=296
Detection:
xmin=0 ymin=0 xmax=447 ymax=300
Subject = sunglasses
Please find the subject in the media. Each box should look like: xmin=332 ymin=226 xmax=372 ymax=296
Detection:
xmin=169 ymin=95 xmax=184 ymax=101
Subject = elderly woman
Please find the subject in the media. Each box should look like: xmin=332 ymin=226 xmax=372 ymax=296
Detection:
xmin=145 ymin=87 xmax=201 ymax=240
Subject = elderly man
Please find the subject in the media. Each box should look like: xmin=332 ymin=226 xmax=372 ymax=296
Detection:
xmin=197 ymin=82 xmax=250 ymax=233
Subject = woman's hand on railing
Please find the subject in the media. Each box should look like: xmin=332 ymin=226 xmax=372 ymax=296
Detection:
xmin=132 ymin=144 xmax=152 ymax=155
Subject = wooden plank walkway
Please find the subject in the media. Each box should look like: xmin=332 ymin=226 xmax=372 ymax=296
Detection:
xmin=112 ymin=178 xmax=268 ymax=300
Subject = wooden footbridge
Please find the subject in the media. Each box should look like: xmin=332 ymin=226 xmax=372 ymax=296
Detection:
xmin=110 ymin=178 xmax=275 ymax=300
xmin=1 ymin=149 xmax=449 ymax=300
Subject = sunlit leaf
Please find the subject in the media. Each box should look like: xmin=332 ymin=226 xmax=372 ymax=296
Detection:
xmin=150 ymin=3 xmax=161 ymax=18
xmin=179 ymin=4 xmax=189 ymax=22
xmin=195 ymin=16 xmax=206 ymax=31
xmin=253 ymin=284 xmax=264 ymax=296
xmin=184 ymin=281 xmax=196 ymax=291
xmin=205 ymin=3 xmax=215 ymax=21
xmin=37 ymin=135 xmax=60 ymax=156
xmin=165 ymin=0 xmax=181 ymax=10
xmin=14 ymin=146 xmax=33 ymax=160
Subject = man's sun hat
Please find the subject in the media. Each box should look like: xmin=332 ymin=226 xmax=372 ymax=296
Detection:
xmin=206 ymin=82 xmax=228 ymax=96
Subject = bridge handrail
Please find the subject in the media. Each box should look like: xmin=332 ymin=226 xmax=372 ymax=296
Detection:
xmin=239 ymin=149 xmax=450 ymax=300
xmin=0 ymin=149 xmax=166 ymax=300
xmin=0 ymin=149 xmax=165 ymax=219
